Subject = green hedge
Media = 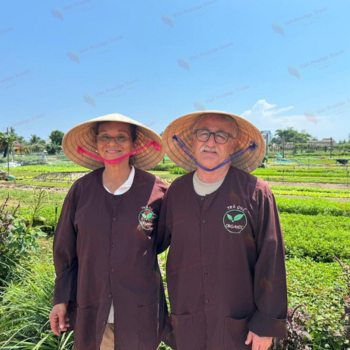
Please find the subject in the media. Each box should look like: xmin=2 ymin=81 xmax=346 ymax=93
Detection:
xmin=276 ymin=197 xmax=350 ymax=217
xmin=281 ymin=213 xmax=350 ymax=261
xmin=271 ymin=185 xmax=350 ymax=198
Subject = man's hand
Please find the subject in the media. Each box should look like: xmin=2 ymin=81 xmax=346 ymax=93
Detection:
xmin=245 ymin=330 xmax=273 ymax=350
xmin=49 ymin=302 xmax=70 ymax=336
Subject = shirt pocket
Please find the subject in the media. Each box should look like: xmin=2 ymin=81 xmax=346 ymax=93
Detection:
xmin=137 ymin=298 xmax=159 ymax=350
xmin=223 ymin=314 xmax=252 ymax=350
xmin=171 ymin=313 xmax=196 ymax=350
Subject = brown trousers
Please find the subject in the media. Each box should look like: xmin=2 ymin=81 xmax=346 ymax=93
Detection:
xmin=73 ymin=323 xmax=114 ymax=350
xmin=74 ymin=323 xmax=159 ymax=350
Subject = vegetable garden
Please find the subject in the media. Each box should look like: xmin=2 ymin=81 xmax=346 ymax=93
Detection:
xmin=0 ymin=159 xmax=349 ymax=349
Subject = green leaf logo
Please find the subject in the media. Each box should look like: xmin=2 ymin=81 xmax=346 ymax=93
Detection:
xmin=227 ymin=213 xmax=244 ymax=222
xmin=224 ymin=210 xmax=247 ymax=234
xmin=146 ymin=213 xmax=153 ymax=220
xmin=142 ymin=213 xmax=147 ymax=219
xmin=233 ymin=214 xmax=244 ymax=222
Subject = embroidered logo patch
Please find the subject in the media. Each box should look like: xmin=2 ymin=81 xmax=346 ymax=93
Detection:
xmin=138 ymin=207 xmax=155 ymax=231
xmin=223 ymin=209 xmax=247 ymax=234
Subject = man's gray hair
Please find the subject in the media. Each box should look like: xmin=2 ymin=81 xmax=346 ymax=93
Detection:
xmin=192 ymin=113 xmax=238 ymax=138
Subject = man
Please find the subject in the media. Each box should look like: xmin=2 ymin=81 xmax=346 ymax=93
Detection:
xmin=158 ymin=111 xmax=287 ymax=350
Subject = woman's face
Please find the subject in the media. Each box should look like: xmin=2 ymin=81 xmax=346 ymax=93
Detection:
xmin=95 ymin=122 xmax=134 ymax=161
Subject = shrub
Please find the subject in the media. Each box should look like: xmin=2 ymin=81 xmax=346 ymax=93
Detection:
xmin=271 ymin=185 xmax=350 ymax=199
xmin=334 ymin=256 xmax=350 ymax=342
xmin=0 ymin=195 xmax=46 ymax=284
xmin=169 ymin=167 xmax=188 ymax=175
xmin=273 ymin=304 xmax=312 ymax=349
xmin=276 ymin=197 xmax=350 ymax=217
xmin=281 ymin=214 xmax=350 ymax=262
xmin=151 ymin=163 xmax=177 ymax=171
xmin=286 ymin=258 xmax=349 ymax=349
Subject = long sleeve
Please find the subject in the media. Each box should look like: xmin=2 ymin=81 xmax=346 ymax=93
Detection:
xmin=248 ymin=190 xmax=288 ymax=338
xmin=53 ymin=184 xmax=79 ymax=306
xmin=156 ymin=189 xmax=172 ymax=254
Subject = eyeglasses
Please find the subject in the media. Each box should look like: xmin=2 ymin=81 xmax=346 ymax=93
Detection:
xmin=194 ymin=129 xmax=234 ymax=144
xmin=96 ymin=134 xmax=131 ymax=144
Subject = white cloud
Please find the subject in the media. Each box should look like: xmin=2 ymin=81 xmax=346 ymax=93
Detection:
xmin=240 ymin=99 xmax=339 ymax=139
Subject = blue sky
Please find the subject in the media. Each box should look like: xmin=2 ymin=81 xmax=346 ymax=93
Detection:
xmin=0 ymin=0 xmax=349 ymax=142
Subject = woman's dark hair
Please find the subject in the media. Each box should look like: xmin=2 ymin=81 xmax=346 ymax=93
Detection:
xmin=92 ymin=121 xmax=138 ymax=142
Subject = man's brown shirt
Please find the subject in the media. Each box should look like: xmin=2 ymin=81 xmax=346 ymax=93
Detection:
xmin=157 ymin=166 xmax=287 ymax=350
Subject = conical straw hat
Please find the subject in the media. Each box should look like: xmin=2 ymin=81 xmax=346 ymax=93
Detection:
xmin=63 ymin=113 xmax=164 ymax=170
xmin=162 ymin=111 xmax=265 ymax=173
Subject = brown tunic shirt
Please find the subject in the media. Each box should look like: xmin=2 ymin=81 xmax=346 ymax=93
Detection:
xmin=157 ymin=166 xmax=287 ymax=350
xmin=53 ymin=167 xmax=168 ymax=350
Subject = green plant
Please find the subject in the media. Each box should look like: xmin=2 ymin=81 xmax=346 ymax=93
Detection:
xmin=0 ymin=243 xmax=171 ymax=350
xmin=286 ymin=258 xmax=349 ymax=349
xmin=169 ymin=167 xmax=188 ymax=175
xmin=270 ymin=185 xmax=350 ymax=199
xmin=281 ymin=214 xmax=350 ymax=261
xmin=0 ymin=194 xmax=46 ymax=283
xmin=0 ymin=248 xmax=74 ymax=349
xmin=0 ymin=195 xmax=19 ymax=281
xmin=334 ymin=256 xmax=350 ymax=341
xmin=273 ymin=304 xmax=312 ymax=349
xmin=151 ymin=163 xmax=177 ymax=171
xmin=22 ymin=189 xmax=49 ymax=226
xmin=276 ymin=197 xmax=350 ymax=217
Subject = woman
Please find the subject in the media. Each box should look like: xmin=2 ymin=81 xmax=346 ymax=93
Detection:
xmin=49 ymin=113 xmax=169 ymax=350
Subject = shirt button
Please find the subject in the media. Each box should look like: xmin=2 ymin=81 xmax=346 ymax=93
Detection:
xmin=111 ymin=268 xmax=115 ymax=272
xmin=113 ymin=218 xmax=117 ymax=222
xmin=202 ymin=220 xmax=206 ymax=224
xmin=201 ymin=197 xmax=204 ymax=201
xmin=108 ymin=293 xmax=112 ymax=298
xmin=111 ymin=244 xmax=115 ymax=248
xmin=204 ymin=273 xmax=208 ymax=277
xmin=205 ymin=299 xmax=209 ymax=304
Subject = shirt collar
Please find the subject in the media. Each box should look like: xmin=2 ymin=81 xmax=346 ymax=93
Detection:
xmin=104 ymin=166 xmax=135 ymax=195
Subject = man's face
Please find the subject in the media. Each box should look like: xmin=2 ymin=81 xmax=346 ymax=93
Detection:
xmin=191 ymin=114 xmax=238 ymax=170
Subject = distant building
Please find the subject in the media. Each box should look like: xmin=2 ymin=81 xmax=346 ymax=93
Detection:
xmin=261 ymin=130 xmax=273 ymax=145
xmin=13 ymin=141 xmax=29 ymax=153
xmin=284 ymin=142 xmax=294 ymax=150
xmin=307 ymin=138 xmax=337 ymax=147
xmin=261 ymin=130 xmax=273 ymax=139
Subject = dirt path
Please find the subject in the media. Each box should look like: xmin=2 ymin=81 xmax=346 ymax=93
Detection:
xmin=0 ymin=182 xmax=70 ymax=193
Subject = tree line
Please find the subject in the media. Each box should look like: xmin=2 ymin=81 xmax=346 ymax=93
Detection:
xmin=0 ymin=128 xmax=65 ymax=157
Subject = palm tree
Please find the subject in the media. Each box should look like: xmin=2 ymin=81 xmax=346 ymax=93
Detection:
xmin=29 ymin=134 xmax=41 ymax=145
xmin=29 ymin=134 xmax=44 ymax=152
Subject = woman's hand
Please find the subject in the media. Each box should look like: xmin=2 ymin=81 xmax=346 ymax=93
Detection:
xmin=49 ymin=302 xmax=70 ymax=336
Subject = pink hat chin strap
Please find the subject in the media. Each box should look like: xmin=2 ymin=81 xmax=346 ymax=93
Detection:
xmin=77 ymin=140 xmax=161 ymax=165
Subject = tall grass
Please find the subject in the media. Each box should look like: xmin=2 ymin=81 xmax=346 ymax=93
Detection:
xmin=0 ymin=243 xmax=171 ymax=350
xmin=0 ymin=246 xmax=74 ymax=349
